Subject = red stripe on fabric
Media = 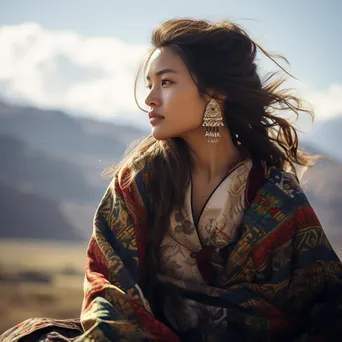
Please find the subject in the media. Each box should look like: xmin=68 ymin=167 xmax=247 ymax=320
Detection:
xmin=115 ymin=167 xmax=149 ymax=275
xmin=195 ymin=245 xmax=217 ymax=285
xmin=130 ymin=299 xmax=181 ymax=342
xmin=252 ymin=206 xmax=320 ymax=267
xmin=259 ymin=302 xmax=301 ymax=337
xmin=82 ymin=238 xmax=110 ymax=312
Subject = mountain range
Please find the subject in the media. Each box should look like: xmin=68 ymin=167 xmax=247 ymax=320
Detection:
xmin=0 ymin=100 xmax=341 ymax=254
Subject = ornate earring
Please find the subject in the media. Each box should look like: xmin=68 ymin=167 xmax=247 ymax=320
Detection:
xmin=202 ymin=98 xmax=224 ymax=143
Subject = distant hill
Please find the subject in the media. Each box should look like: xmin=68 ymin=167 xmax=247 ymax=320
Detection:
xmin=302 ymin=144 xmax=342 ymax=247
xmin=0 ymin=135 xmax=97 ymax=202
xmin=0 ymin=100 xmax=148 ymax=202
xmin=0 ymin=100 xmax=147 ymax=241
xmin=0 ymin=101 xmax=147 ymax=166
xmin=0 ymin=182 xmax=82 ymax=241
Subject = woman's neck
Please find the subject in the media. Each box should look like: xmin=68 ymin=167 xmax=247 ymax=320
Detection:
xmin=182 ymin=126 xmax=241 ymax=183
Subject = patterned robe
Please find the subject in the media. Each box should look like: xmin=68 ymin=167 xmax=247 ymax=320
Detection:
xmin=159 ymin=156 xmax=253 ymax=336
xmin=1 ymin=160 xmax=342 ymax=342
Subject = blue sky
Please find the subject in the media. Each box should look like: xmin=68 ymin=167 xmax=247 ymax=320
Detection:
xmin=0 ymin=0 xmax=341 ymax=127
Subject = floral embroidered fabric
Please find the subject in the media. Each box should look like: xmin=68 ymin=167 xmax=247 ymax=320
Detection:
xmin=159 ymin=157 xmax=253 ymax=334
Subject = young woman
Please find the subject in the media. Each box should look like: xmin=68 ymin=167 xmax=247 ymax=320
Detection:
xmin=2 ymin=18 xmax=342 ymax=342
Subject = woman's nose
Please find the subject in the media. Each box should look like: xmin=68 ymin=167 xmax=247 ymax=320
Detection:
xmin=144 ymin=88 xmax=161 ymax=107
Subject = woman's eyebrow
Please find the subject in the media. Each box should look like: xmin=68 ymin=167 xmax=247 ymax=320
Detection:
xmin=145 ymin=68 xmax=177 ymax=80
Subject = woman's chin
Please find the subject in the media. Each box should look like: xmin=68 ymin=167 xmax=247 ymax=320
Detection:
xmin=151 ymin=127 xmax=172 ymax=140
xmin=151 ymin=132 xmax=170 ymax=140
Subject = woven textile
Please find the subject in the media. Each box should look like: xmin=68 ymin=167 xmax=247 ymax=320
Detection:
xmin=2 ymin=163 xmax=342 ymax=342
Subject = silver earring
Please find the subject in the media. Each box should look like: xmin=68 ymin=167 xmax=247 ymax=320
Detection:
xmin=202 ymin=98 xmax=224 ymax=143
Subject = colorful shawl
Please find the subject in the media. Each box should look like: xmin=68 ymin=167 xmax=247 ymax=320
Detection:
xmin=2 ymin=162 xmax=342 ymax=342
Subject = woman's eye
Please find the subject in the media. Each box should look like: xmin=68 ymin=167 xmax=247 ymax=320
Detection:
xmin=145 ymin=79 xmax=172 ymax=89
xmin=161 ymin=79 xmax=172 ymax=86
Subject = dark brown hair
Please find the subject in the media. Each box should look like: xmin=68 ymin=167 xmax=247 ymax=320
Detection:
xmin=110 ymin=18 xmax=317 ymax=316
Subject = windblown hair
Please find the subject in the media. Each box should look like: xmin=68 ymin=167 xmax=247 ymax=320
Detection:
xmin=108 ymin=18 xmax=318 ymax=316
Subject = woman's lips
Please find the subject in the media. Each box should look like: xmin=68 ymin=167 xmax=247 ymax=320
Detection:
xmin=149 ymin=116 xmax=164 ymax=125
xmin=148 ymin=112 xmax=165 ymax=125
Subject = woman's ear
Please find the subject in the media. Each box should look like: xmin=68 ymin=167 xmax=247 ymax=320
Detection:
xmin=207 ymin=89 xmax=228 ymax=103
xmin=215 ymin=93 xmax=228 ymax=102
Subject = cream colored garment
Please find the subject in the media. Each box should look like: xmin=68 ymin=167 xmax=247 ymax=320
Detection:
xmin=158 ymin=157 xmax=253 ymax=333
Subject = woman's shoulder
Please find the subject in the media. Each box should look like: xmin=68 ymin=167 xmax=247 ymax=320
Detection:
xmin=262 ymin=166 xmax=309 ymax=206
xmin=113 ymin=163 xmax=150 ymax=208
xmin=248 ymin=161 xmax=304 ymax=206
xmin=114 ymin=162 xmax=150 ymax=189
xmin=245 ymin=166 xmax=314 ymax=229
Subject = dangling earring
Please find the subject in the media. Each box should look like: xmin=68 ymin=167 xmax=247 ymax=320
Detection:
xmin=202 ymin=98 xmax=224 ymax=143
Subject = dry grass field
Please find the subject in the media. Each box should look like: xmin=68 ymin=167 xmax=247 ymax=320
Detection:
xmin=1 ymin=238 xmax=341 ymax=335
xmin=0 ymin=239 xmax=87 ymax=334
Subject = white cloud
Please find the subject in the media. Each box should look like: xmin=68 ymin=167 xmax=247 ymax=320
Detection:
xmin=0 ymin=22 xmax=149 ymax=123
xmin=303 ymin=84 xmax=342 ymax=121
xmin=0 ymin=23 xmax=341 ymax=127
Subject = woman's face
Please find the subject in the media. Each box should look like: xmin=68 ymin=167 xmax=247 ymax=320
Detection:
xmin=144 ymin=47 xmax=208 ymax=140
